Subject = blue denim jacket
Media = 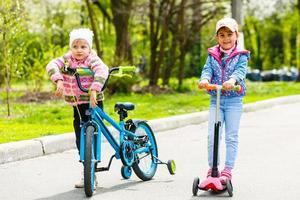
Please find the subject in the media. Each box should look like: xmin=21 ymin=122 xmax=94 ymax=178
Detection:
xmin=200 ymin=45 xmax=250 ymax=97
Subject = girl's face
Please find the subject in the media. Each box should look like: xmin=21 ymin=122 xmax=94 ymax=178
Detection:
xmin=71 ymin=39 xmax=90 ymax=60
xmin=215 ymin=27 xmax=238 ymax=50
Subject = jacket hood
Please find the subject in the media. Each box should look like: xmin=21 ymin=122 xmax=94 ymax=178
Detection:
xmin=208 ymin=45 xmax=250 ymax=65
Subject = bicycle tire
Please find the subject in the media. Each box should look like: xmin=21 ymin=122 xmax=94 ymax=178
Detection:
xmin=84 ymin=125 xmax=96 ymax=197
xmin=132 ymin=121 xmax=158 ymax=181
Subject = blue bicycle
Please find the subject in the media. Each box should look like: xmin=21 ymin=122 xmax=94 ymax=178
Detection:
xmin=69 ymin=66 xmax=176 ymax=197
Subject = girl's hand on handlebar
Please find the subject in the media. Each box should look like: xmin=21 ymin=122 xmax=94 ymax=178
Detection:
xmin=223 ymin=78 xmax=236 ymax=90
xmin=55 ymin=80 xmax=64 ymax=97
xmin=90 ymin=90 xmax=98 ymax=108
xmin=198 ymin=79 xmax=209 ymax=89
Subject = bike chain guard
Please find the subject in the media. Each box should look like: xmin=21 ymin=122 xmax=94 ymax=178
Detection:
xmin=120 ymin=140 xmax=135 ymax=166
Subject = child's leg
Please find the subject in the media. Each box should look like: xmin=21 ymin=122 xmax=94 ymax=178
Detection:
xmin=73 ymin=101 xmax=104 ymax=152
xmin=73 ymin=102 xmax=103 ymax=188
xmin=223 ymin=97 xmax=243 ymax=170
xmin=73 ymin=103 xmax=90 ymax=152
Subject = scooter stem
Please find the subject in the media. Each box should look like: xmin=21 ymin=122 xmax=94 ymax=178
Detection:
xmin=215 ymin=86 xmax=222 ymax=123
xmin=212 ymin=86 xmax=222 ymax=177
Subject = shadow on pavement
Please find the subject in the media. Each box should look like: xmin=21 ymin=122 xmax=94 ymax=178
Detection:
xmin=35 ymin=179 xmax=174 ymax=200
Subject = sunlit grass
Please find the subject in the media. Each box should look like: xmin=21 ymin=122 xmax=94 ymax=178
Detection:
xmin=1 ymin=80 xmax=300 ymax=143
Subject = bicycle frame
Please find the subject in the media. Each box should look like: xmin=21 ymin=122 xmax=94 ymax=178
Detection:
xmin=79 ymin=105 xmax=146 ymax=163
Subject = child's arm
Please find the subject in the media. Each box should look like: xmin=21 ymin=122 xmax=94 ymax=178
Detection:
xmin=46 ymin=57 xmax=65 ymax=83
xmin=89 ymin=55 xmax=109 ymax=107
xmin=200 ymin=56 xmax=213 ymax=82
xmin=229 ymin=54 xmax=249 ymax=84
xmin=89 ymin=56 xmax=109 ymax=92
xmin=198 ymin=56 xmax=213 ymax=89
xmin=46 ymin=57 xmax=65 ymax=96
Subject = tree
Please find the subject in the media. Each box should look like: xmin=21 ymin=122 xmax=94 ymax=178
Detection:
xmin=0 ymin=0 xmax=26 ymax=116
xmin=85 ymin=0 xmax=102 ymax=57
xmin=111 ymin=0 xmax=134 ymax=64
xmin=92 ymin=0 xmax=133 ymax=65
xmin=297 ymin=0 xmax=300 ymax=81
xmin=149 ymin=0 xmax=175 ymax=86
xmin=149 ymin=0 xmax=225 ymax=87
xmin=173 ymin=0 xmax=225 ymax=87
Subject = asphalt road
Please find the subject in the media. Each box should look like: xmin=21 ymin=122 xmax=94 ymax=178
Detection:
xmin=1 ymin=102 xmax=300 ymax=200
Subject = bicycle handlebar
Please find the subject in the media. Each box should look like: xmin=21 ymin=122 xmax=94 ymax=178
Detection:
xmin=72 ymin=66 xmax=136 ymax=93
xmin=200 ymin=83 xmax=241 ymax=92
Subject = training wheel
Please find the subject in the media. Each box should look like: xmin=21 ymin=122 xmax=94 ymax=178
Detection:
xmin=167 ymin=160 xmax=176 ymax=175
xmin=121 ymin=166 xmax=132 ymax=179
xmin=192 ymin=177 xmax=200 ymax=196
xmin=226 ymin=179 xmax=233 ymax=197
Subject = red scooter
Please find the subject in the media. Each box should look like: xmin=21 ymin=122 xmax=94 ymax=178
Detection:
xmin=192 ymin=84 xmax=240 ymax=197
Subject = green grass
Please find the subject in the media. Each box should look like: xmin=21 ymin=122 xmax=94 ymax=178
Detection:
xmin=1 ymin=80 xmax=300 ymax=144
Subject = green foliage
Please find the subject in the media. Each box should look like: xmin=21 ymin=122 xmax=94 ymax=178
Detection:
xmin=0 ymin=0 xmax=27 ymax=86
xmin=244 ymin=3 xmax=299 ymax=70
xmin=106 ymin=73 xmax=142 ymax=94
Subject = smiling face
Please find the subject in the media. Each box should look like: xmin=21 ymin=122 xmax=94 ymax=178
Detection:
xmin=215 ymin=27 xmax=238 ymax=50
xmin=70 ymin=39 xmax=90 ymax=60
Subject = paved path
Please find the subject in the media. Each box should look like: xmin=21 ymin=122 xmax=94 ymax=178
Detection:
xmin=1 ymin=102 xmax=300 ymax=200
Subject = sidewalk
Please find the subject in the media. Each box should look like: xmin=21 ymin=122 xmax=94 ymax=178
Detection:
xmin=1 ymin=95 xmax=300 ymax=165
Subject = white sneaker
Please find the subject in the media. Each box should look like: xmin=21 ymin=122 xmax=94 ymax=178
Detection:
xmin=94 ymin=175 xmax=98 ymax=188
xmin=74 ymin=175 xmax=98 ymax=188
xmin=74 ymin=177 xmax=84 ymax=188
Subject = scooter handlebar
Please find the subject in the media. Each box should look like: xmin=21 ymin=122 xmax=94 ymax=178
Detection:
xmin=199 ymin=83 xmax=241 ymax=92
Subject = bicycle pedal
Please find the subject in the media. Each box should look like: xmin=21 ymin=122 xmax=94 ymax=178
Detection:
xmin=134 ymin=135 xmax=148 ymax=144
xmin=96 ymin=167 xmax=109 ymax=172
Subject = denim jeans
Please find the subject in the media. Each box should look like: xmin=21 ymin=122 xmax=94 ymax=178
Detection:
xmin=207 ymin=96 xmax=243 ymax=169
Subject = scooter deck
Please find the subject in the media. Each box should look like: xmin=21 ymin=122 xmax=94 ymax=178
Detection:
xmin=199 ymin=177 xmax=225 ymax=191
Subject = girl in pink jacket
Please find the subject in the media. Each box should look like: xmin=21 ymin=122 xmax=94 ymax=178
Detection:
xmin=46 ymin=28 xmax=109 ymax=188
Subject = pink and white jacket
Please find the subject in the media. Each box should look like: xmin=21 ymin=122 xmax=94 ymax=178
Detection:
xmin=46 ymin=51 xmax=109 ymax=106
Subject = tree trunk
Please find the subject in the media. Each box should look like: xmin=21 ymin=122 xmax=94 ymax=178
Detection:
xmin=162 ymin=0 xmax=177 ymax=86
xmin=253 ymin=22 xmax=262 ymax=70
xmin=297 ymin=0 xmax=300 ymax=81
xmin=188 ymin=0 xmax=202 ymax=77
xmin=177 ymin=0 xmax=186 ymax=87
xmin=163 ymin=37 xmax=177 ymax=86
xmin=149 ymin=0 xmax=158 ymax=86
xmin=111 ymin=0 xmax=133 ymax=65
xmin=155 ymin=0 xmax=173 ymax=86
xmin=85 ymin=0 xmax=102 ymax=56
xmin=3 ymin=19 xmax=11 ymax=117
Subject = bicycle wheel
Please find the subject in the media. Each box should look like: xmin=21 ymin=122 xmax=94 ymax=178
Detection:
xmin=84 ymin=125 xmax=96 ymax=197
xmin=132 ymin=121 xmax=158 ymax=181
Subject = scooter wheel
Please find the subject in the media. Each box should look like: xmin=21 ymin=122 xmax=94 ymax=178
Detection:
xmin=226 ymin=179 xmax=233 ymax=197
xmin=192 ymin=177 xmax=200 ymax=196
xmin=167 ymin=160 xmax=176 ymax=175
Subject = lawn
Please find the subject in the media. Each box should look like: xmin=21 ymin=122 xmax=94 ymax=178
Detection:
xmin=1 ymin=80 xmax=300 ymax=144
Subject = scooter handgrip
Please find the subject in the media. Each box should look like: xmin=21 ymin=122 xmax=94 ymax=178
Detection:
xmin=233 ymin=85 xmax=241 ymax=92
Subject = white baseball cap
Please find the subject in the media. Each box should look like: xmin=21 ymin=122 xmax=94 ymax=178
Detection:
xmin=69 ymin=28 xmax=94 ymax=48
xmin=216 ymin=17 xmax=238 ymax=33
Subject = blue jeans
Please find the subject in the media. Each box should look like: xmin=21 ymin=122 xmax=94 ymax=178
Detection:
xmin=207 ymin=96 xmax=243 ymax=169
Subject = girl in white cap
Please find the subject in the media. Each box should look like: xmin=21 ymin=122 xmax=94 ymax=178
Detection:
xmin=198 ymin=17 xmax=250 ymax=184
xmin=46 ymin=28 xmax=109 ymax=188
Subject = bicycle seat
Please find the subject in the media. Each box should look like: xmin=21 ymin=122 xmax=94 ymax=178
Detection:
xmin=114 ymin=102 xmax=135 ymax=111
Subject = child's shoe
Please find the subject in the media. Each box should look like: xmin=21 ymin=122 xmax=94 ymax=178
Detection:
xmin=74 ymin=174 xmax=98 ymax=188
xmin=206 ymin=168 xmax=220 ymax=178
xmin=74 ymin=176 xmax=84 ymax=188
xmin=219 ymin=168 xmax=232 ymax=184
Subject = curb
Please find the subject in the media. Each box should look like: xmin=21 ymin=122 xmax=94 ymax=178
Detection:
xmin=1 ymin=95 xmax=300 ymax=165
